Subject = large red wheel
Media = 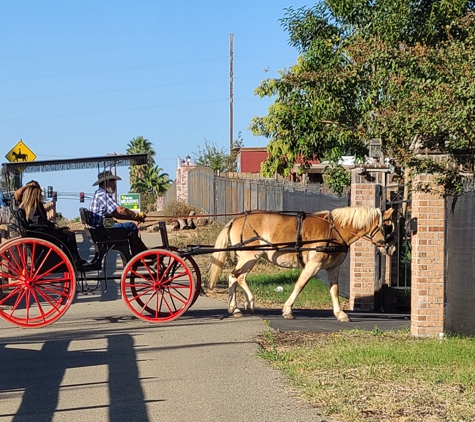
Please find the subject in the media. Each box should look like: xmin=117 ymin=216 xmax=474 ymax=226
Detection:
xmin=168 ymin=246 xmax=202 ymax=306
xmin=121 ymin=249 xmax=194 ymax=322
xmin=0 ymin=237 xmax=76 ymax=328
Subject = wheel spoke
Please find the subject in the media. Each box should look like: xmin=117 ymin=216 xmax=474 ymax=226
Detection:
xmin=5 ymin=288 xmax=27 ymax=317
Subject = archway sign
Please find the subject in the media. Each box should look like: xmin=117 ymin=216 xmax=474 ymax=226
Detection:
xmin=5 ymin=140 xmax=37 ymax=163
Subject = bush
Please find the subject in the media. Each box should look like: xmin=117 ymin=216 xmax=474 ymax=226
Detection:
xmin=161 ymin=200 xmax=205 ymax=220
xmin=141 ymin=192 xmax=158 ymax=213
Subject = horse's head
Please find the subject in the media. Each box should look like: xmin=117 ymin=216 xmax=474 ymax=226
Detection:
xmin=368 ymin=208 xmax=397 ymax=256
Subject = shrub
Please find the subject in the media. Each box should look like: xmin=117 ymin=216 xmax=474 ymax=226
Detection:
xmin=161 ymin=200 xmax=205 ymax=220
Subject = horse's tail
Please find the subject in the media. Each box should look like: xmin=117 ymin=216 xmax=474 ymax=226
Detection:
xmin=208 ymin=219 xmax=234 ymax=288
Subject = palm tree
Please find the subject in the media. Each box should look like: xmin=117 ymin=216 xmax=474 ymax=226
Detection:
xmin=131 ymin=166 xmax=172 ymax=196
xmin=126 ymin=136 xmax=156 ymax=186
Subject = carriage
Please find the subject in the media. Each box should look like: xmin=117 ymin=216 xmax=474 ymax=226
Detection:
xmin=0 ymin=154 xmax=202 ymax=328
xmin=0 ymin=154 xmax=396 ymax=329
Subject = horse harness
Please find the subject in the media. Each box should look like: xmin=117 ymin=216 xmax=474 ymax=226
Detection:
xmin=235 ymin=210 xmax=350 ymax=267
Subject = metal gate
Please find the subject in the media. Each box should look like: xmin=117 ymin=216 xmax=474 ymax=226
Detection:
xmin=375 ymin=181 xmax=413 ymax=312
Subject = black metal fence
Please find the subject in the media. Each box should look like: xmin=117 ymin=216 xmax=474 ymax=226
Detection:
xmin=445 ymin=187 xmax=475 ymax=336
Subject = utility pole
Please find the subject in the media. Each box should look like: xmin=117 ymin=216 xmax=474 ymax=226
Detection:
xmin=229 ymin=33 xmax=234 ymax=152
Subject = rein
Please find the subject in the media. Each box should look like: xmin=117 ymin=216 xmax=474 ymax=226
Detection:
xmin=147 ymin=208 xmax=391 ymax=250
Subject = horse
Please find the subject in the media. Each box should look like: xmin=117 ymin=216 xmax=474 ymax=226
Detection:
xmin=208 ymin=206 xmax=396 ymax=322
xmin=12 ymin=151 xmax=28 ymax=161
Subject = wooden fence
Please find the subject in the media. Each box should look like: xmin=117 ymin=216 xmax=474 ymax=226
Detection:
xmin=184 ymin=168 xmax=350 ymax=222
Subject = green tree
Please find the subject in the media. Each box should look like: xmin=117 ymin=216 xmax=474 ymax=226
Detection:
xmin=131 ymin=166 xmax=172 ymax=196
xmin=251 ymin=1 xmax=475 ymax=194
xmin=194 ymin=133 xmax=244 ymax=174
xmin=130 ymin=165 xmax=172 ymax=212
xmin=126 ymin=136 xmax=156 ymax=186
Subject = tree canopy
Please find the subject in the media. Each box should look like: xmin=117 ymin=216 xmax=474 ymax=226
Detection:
xmin=193 ymin=134 xmax=244 ymax=174
xmin=250 ymin=1 xmax=475 ymax=193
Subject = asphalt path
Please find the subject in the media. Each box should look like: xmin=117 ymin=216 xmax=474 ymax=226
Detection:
xmin=0 ymin=230 xmax=409 ymax=422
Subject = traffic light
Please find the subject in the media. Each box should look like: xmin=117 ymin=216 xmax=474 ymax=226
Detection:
xmin=79 ymin=192 xmax=85 ymax=203
xmin=52 ymin=191 xmax=57 ymax=202
xmin=47 ymin=186 xmax=53 ymax=198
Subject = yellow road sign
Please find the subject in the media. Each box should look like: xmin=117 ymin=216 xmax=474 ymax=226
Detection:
xmin=5 ymin=139 xmax=37 ymax=163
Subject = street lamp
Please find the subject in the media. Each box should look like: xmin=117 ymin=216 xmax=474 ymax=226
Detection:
xmin=369 ymin=138 xmax=382 ymax=162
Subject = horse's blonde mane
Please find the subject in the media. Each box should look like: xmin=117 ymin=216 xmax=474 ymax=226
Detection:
xmin=323 ymin=206 xmax=381 ymax=230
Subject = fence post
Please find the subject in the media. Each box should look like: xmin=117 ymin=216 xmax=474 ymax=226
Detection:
xmin=349 ymin=167 xmax=388 ymax=311
xmin=410 ymin=172 xmax=445 ymax=337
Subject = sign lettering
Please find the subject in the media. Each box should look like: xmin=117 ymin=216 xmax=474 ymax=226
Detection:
xmin=119 ymin=193 xmax=141 ymax=212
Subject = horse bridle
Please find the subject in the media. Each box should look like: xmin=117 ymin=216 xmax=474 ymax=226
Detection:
xmin=364 ymin=214 xmax=395 ymax=252
xmin=323 ymin=209 xmax=395 ymax=252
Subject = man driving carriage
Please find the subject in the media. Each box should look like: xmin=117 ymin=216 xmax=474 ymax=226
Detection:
xmin=88 ymin=170 xmax=148 ymax=256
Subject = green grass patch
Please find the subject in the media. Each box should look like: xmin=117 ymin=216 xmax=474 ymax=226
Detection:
xmin=244 ymin=269 xmax=344 ymax=309
xmin=257 ymin=328 xmax=475 ymax=421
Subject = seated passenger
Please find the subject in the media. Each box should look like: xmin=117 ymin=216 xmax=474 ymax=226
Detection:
xmin=14 ymin=181 xmax=85 ymax=266
xmin=88 ymin=170 xmax=147 ymax=256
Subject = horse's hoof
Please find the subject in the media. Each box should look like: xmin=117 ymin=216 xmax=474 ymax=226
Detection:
xmin=337 ymin=313 xmax=351 ymax=322
xmin=282 ymin=312 xmax=294 ymax=320
xmin=232 ymin=310 xmax=243 ymax=318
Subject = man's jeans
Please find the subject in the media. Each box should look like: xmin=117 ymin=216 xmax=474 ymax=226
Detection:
xmin=114 ymin=221 xmax=138 ymax=235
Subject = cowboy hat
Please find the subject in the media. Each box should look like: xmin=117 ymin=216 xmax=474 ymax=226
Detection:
xmin=93 ymin=170 xmax=122 ymax=186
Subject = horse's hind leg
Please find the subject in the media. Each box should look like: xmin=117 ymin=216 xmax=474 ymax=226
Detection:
xmin=327 ymin=267 xmax=350 ymax=322
xmin=228 ymin=251 xmax=260 ymax=317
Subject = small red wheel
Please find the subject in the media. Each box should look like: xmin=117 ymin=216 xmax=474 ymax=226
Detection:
xmin=0 ymin=237 xmax=76 ymax=328
xmin=121 ymin=249 xmax=194 ymax=322
xmin=168 ymin=246 xmax=202 ymax=306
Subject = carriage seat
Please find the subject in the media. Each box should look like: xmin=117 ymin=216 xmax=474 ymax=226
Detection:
xmin=12 ymin=208 xmax=75 ymax=265
xmin=13 ymin=208 xmax=55 ymax=236
xmin=79 ymin=208 xmax=132 ymax=261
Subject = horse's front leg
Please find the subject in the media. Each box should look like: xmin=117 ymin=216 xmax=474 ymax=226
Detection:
xmin=282 ymin=263 xmax=319 ymax=319
xmin=327 ymin=266 xmax=350 ymax=322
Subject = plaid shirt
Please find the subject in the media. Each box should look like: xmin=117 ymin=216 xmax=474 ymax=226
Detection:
xmin=89 ymin=187 xmax=119 ymax=227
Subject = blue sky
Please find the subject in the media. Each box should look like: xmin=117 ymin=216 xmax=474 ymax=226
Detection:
xmin=1 ymin=0 xmax=310 ymax=218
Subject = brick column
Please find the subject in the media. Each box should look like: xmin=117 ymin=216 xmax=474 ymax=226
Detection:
xmin=176 ymin=161 xmax=195 ymax=203
xmin=349 ymin=168 xmax=386 ymax=310
xmin=410 ymin=173 xmax=445 ymax=337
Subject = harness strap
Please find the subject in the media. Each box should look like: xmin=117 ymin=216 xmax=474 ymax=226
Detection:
xmin=326 ymin=212 xmax=348 ymax=249
xmin=295 ymin=212 xmax=306 ymax=267
xmin=239 ymin=211 xmax=273 ymax=248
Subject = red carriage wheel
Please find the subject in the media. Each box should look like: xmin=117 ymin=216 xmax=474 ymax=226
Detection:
xmin=121 ymin=249 xmax=195 ymax=322
xmin=0 ymin=237 xmax=76 ymax=328
xmin=168 ymin=246 xmax=202 ymax=306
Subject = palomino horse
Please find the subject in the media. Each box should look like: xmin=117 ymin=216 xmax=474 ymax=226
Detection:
xmin=208 ymin=206 xmax=395 ymax=322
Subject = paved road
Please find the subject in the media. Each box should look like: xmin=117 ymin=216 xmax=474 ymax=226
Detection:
xmin=1 ymin=294 xmax=329 ymax=422
xmin=0 ymin=230 xmax=409 ymax=422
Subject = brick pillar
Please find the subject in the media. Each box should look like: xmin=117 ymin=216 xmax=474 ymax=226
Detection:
xmin=410 ymin=173 xmax=445 ymax=337
xmin=349 ymin=168 xmax=387 ymax=310
xmin=176 ymin=160 xmax=195 ymax=203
